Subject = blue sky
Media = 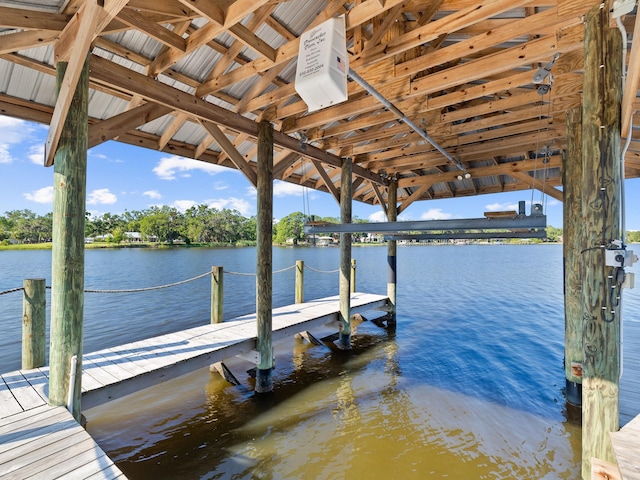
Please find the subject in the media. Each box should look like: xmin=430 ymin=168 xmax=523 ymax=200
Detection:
xmin=3 ymin=113 xmax=640 ymax=230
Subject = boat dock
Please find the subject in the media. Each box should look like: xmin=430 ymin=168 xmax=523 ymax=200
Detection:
xmin=0 ymin=292 xmax=388 ymax=478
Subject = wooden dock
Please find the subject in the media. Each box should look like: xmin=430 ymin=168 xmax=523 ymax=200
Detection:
xmin=0 ymin=293 xmax=388 ymax=478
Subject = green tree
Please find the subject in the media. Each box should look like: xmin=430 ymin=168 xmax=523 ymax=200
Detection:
xmin=274 ymin=212 xmax=307 ymax=244
xmin=140 ymin=206 xmax=183 ymax=243
xmin=545 ymin=225 xmax=563 ymax=242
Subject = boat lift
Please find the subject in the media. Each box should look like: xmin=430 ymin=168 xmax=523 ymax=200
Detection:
xmin=304 ymin=202 xmax=547 ymax=241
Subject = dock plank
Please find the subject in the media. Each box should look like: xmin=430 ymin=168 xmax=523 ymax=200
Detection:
xmin=611 ymin=414 xmax=640 ymax=480
xmin=0 ymin=379 xmax=23 ymax=418
xmin=0 ymin=405 xmax=125 ymax=479
xmin=0 ymin=293 xmax=387 ymax=480
xmin=81 ymin=293 xmax=388 ymax=409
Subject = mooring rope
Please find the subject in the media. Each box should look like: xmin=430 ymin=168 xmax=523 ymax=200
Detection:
xmin=0 ymin=287 xmax=24 ymax=296
xmin=224 ymin=264 xmax=297 ymax=276
xmin=223 ymin=270 xmax=256 ymax=277
xmin=83 ymin=271 xmax=212 ymax=293
xmin=304 ymin=265 xmax=340 ymax=274
xmin=2 ymin=262 xmax=339 ymax=297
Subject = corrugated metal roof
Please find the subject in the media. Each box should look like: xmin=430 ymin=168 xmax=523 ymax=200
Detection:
xmin=0 ymin=0 xmax=633 ymax=209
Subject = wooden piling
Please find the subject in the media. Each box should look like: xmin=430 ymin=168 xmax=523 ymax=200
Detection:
xmin=581 ymin=4 xmax=622 ymax=478
xmin=564 ymin=107 xmax=583 ymax=408
xmin=49 ymin=56 xmax=89 ymax=422
xmin=211 ymin=266 xmax=223 ymax=324
xmin=338 ymin=157 xmax=353 ymax=350
xmin=350 ymin=259 xmax=356 ymax=294
xmin=22 ymin=278 xmax=46 ymax=370
xmin=255 ymin=120 xmax=274 ymax=392
xmin=295 ymin=260 xmax=304 ymax=304
xmin=387 ymin=178 xmax=398 ymax=324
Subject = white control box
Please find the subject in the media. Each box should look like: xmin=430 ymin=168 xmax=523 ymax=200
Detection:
xmin=295 ymin=15 xmax=348 ymax=112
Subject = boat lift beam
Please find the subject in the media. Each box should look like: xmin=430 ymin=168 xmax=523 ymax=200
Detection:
xmin=384 ymin=231 xmax=547 ymax=241
xmin=304 ymin=215 xmax=547 ymax=235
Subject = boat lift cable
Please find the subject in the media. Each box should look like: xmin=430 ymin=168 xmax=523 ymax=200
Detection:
xmin=347 ymin=67 xmax=468 ymax=173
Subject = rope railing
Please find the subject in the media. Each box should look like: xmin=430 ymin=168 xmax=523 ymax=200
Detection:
xmin=1 ymin=263 xmax=340 ymax=297
xmin=0 ymin=287 xmax=24 ymax=296
xmin=83 ymin=271 xmax=212 ymax=293
xmin=304 ymin=265 xmax=340 ymax=274
xmin=11 ymin=258 xmax=366 ymax=370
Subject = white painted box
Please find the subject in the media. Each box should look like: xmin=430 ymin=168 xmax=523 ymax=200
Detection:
xmin=295 ymin=15 xmax=348 ymax=113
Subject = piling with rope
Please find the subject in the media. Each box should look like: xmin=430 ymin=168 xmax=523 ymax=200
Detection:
xmin=255 ymin=120 xmax=274 ymax=393
xmin=338 ymin=157 xmax=353 ymax=350
xmin=22 ymin=278 xmax=46 ymax=370
xmin=295 ymin=260 xmax=304 ymax=304
xmin=211 ymin=266 xmax=223 ymax=324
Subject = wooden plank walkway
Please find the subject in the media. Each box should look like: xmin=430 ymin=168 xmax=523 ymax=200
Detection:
xmin=611 ymin=414 xmax=640 ymax=480
xmin=0 ymin=405 xmax=125 ymax=479
xmin=0 ymin=293 xmax=387 ymax=479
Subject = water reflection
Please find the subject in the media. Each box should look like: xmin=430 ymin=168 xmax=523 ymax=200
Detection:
xmin=86 ymin=318 xmax=581 ymax=479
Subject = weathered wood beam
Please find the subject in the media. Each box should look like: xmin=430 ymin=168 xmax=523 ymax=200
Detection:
xmin=45 ymin=0 xmax=101 ymax=167
xmin=151 ymin=0 xmax=270 ymax=76
xmin=88 ymin=54 xmax=386 ymax=186
xmin=371 ymin=183 xmax=388 ymax=215
xmin=509 ymin=170 xmax=564 ymax=201
xmin=0 ymin=30 xmax=58 ymax=54
xmin=88 ymin=102 xmax=172 ymax=148
xmin=398 ymin=156 xmax=562 ymax=188
xmin=195 ymin=0 xmax=404 ymax=98
xmin=311 ymin=160 xmax=340 ymax=203
xmin=158 ymin=112 xmax=189 ymax=150
xmin=117 ymin=8 xmax=186 ymax=51
xmin=273 ymin=152 xmax=300 ymax=180
xmin=200 ymin=120 xmax=258 ymax=187
xmin=397 ymin=184 xmax=431 ymax=214
xmin=0 ymin=7 xmax=70 ymax=31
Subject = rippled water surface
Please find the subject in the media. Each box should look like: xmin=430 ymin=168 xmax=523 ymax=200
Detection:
xmin=2 ymin=245 xmax=639 ymax=479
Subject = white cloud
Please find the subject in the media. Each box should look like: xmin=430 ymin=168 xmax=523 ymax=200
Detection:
xmin=205 ymin=197 xmax=253 ymax=216
xmin=368 ymin=210 xmax=412 ymax=222
xmin=87 ymin=188 xmax=117 ymax=205
xmin=153 ymin=155 xmax=227 ymax=180
xmin=88 ymin=150 xmax=108 ymax=159
xmin=23 ymin=186 xmax=54 ymax=204
xmin=28 ymin=144 xmax=44 ymax=165
xmin=368 ymin=211 xmax=387 ymax=222
xmin=273 ymin=181 xmax=305 ymax=197
xmin=421 ymin=208 xmax=453 ymax=220
xmin=0 ymin=144 xmax=11 ymax=164
xmin=485 ymin=202 xmax=519 ymax=212
xmin=0 ymin=116 xmax=35 ymax=164
xmin=214 ymin=182 xmax=228 ymax=191
xmin=171 ymin=200 xmax=198 ymax=212
xmin=143 ymin=190 xmax=162 ymax=200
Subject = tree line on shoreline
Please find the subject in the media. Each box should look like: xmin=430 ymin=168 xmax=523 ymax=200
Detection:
xmin=3 ymin=207 xmax=624 ymax=247
xmin=0 ymin=207 xmax=342 ymax=246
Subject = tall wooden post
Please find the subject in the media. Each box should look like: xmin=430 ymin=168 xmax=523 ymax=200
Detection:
xmin=387 ymin=178 xmax=398 ymax=325
xmin=256 ymin=120 xmax=274 ymax=393
xmin=49 ymin=56 xmax=89 ymax=422
xmin=22 ymin=278 xmax=46 ymax=370
xmin=564 ymin=108 xmax=583 ymax=408
xmin=295 ymin=260 xmax=304 ymax=304
xmin=338 ymin=157 xmax=352 ymax=350
xmin=211 ymin=266 xmax=223 ymax=324
xmin=581 ymin=4 xmax=622 ymax=478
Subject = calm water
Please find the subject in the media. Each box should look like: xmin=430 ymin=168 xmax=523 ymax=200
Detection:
xmin=1 ymin=245 xmax=639 ymax=479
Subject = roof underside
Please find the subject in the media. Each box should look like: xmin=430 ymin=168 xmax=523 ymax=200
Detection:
xmin=0 ymin=0 xmax=639 ymax=214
